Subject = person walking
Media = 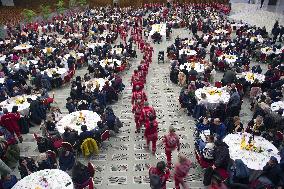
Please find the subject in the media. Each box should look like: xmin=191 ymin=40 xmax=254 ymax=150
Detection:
xmin=149 ymin=161 xmax=170 ymax=189
xmin=144 ymin=114 xmax=158 ymax=154
xmin=174 ymin=154 xmax=192 ymax=189
xmin=163 ymin=126 xmax=180 ymax=168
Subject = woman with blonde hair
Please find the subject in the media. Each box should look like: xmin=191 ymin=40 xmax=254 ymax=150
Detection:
xmin=178 ymin=71 xmax=186 ymax=86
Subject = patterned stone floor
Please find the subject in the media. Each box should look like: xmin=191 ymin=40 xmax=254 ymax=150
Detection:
xmin=15 ymin=3 xmax=284 ymax=189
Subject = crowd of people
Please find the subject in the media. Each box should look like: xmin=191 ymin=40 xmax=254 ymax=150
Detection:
xmin=0 ymin=1 xmax=283 ymax=189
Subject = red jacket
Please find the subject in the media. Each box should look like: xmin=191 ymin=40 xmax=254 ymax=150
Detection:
xmin=163 ymin=133 xmax=180 ymax=152
xmin=140 ymin=106 xmax=156 ymax=123
xmin=144 ymin=120 xmax=158 ymax=141
xmin=174 ymin=159 xmax=192 ymax=179
xmin=0 ymin=112 xmax=21 ymax=138
xmin=132 ymin=90 xmax=147 ymax=105
xmin=132 ymin=104 xmax=143 ymax=118
xmin=149 ymin=167 xmax=170 ymax=188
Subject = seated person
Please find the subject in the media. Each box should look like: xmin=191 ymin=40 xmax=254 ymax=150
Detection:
xmin=246 ymin=115 xmax=265 ymax=136
xmin=62 ymin=127 xmax=78 ymax=147
xmin=79 ymin=125 xmax=94 ymax=144
xmin=212 ymin=140 xmax=230 ymax=170
xmin=257 ymin=156 xmax=282 ymax=187
xmin=196 ymin=117 xmax=210 ymax=133
xmin=37 ymin=153 xmax=54 ymax=170
xmin=72 ymin=161 xmax=91 ymax=185
xmin=152 ymin=32 xmax=162 ymax=43
xmin=59 ymin=149 xmax=75 ymax=172
xmin=210 ymin=118 xmax=227 ymax=140
xmin=0 ymin=174 xmax=17 ymax=189
xmin=198 ymin=135 xmax=215 ymax=162
xmin=18 ymin=157 xmax=38 ymax=179
xmin=229 ymin=159 xmax=250 ymax=185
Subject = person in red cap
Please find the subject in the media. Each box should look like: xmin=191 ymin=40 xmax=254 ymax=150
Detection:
xmin=163 ymin=126 xmax=180 ymax=168
xmin=144 ymin=114 xmax=158 ymax=154
xmin=132 ymin=99 xmax=143 ymax=133
xmin=149 ymin=161 xmax=170 ymax=189
xmin=140 ymin=102 xmax=156 ymax=126
xmin=131 ymin=85 xmax=147 ymax=105
xmin=174 ymin=154 xmax=192 ymax=189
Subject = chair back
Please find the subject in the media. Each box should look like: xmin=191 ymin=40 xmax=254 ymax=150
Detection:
xmin=215 ymin=81 xmax=222 ymax=88
xmin=101 ymin=130 xmax=110 ymax=142
xmin=74 ymin=177 xmax=94 ymax=189
xmin=87 ymin=162 xmax=95 ymax=177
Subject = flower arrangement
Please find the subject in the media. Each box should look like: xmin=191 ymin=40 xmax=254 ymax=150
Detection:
xmin=76 ymin=111 xmax=86 ymax=125
xmin=240 ymin=135 xmax=263 ymax=153
xmin=15 ymin=97 xmax=26 ymax=105
xmin=207 ymin=89 xmax=222 ymax=96
xmin=246 ymin=73 xmax=255 ymax=81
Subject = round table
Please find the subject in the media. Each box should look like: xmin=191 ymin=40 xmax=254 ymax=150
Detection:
xmin=218 ymin=54 xmax=238 ymax=66
xmin=237 ymin=72 xmax=265 ymax=84
xmin=179 ymin=49 xmax=197 ymax=56
xmin=56 ymin=110 xmax=101 ymax=134
xmin=179 ymin=62 xmax=204 ymax=73
xmin=195 ymin=86 xmax=230 ymax=107
xmin=87 ymin=42 xmax=105 ymax=49
xmin=223 ymin=133 xmax=281 ymax=170
xmin=261 ymin=47 xmax=283 ymax=55
xmin=0 ymin=95 xmax=37 ymax=116
xmin=13 ymin=44 xmax=33 ymax=51
xmin=83 ymin=78 xmax=108 ymax=91
xmin=12 ymin=169 xmax=73 ymax=189
xmin=271 ymin=101 xmax=284 ymax=116
xmin=99 ymin=58 xmax=122 ymax=68
xmin=41 ymin=68 xmax=68 ymax=79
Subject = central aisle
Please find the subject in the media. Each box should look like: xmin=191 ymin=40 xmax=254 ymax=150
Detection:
xmin=84 ymin=28 xmax=204 ymax=188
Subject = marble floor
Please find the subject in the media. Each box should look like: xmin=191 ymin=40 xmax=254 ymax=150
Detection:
xmin=15 ymin=2 xmax=283 ymax=189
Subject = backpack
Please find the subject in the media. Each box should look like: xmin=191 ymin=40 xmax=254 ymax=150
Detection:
xmin=149 ymin=173 xmax=162 ymax=189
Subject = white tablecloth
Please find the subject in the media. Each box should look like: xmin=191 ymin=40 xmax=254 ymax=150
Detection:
xmin=214 ymin=29 xmax=228 ymax=34
xmin=87 ymin=42 xmax=105 ymax=49
xmin=42 ymin=47 xmax=56 ymax=54
xmin=99 ymin=58 xmax=121 ymax=68
xmin=56 ymin=110 xmax=101 ymax=134
xmin=195 ymin=86 xmax=230 ymax=105
xmin=218 ymin=54 xmax=238 ymax=66
xmin=83 ymin=78 xmax=108 ymax=91
xmin=0 ymin=55 xmax=6 ymax=62
xmin=41 ymin=68 xmax=68 ymax=79
xmin=271 ymin=101 xmax=284 ymax=116
xmin=223 ymin=133 xmax=281 ymax=170
xmin=149 ymin=24 xmax=167 ymax=41
xmin=12 ymin=169 xmax=73 ymax=189
xmin=13 ymin=44 xmax=33 ymax=51
xmin=179 ymin=62 xmax=204 ymax=73
xmin=0 ymin=95 xmax=37 ymax=115
xmin=261 ymin=47 xmax=283 ymax=55
xmin=237 ymin=72 xmax=265 ymax=83
xmin=179 ymin=49 xmax=197 ymax=56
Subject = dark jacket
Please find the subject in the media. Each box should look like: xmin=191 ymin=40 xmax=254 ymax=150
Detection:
xmin=59 ymin=152 xmax=75 ymax=171
xmin=262 ymin=163 xmax=282 ymax=185
xmin=213 ymin=141 xmax=230 ymax=169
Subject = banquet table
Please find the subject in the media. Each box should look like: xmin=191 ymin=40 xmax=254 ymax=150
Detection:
xmin=87 ymin=42 xmax=105 ymax=49
xmin=250 ymin=35 xmax=264 ymax=43
xmin=12 ymin=169 xmax=73 ymax=189
xmin=148 ymin=24 xmax=167 ymax=41
xmin=111 ymin=48 xmax=123 ymax=55
xmin=195 ymin=86 xmax=230 ymax=108
xmin=56 ymin=110 xmax=101 ymax=134
xmin=271 ymin=101 xmax=284 ymax=116
xmin=179 ymin=49 xmax=197 ymax=56
xmin=99 ymin=58 xmax=122 ymax=68
xmin=0 ymin=55 xmax=6 ymax=62
xmin=0 ymin=78 xmax=4 ymax=84
xmin=261 ymin=47 xmax=283 ymax=55
xmin=13 ymin=44 xmax=33 ymax=51
xmin=179 ymin=62 xmax=204 ymax=73
xmin=0 ymin=95 xmax=37 ymax=116
xmin=83 ymin=78 xmax=109 ymax=91
xmin=41 ymin=68 xmax=68 ymax=79
xmin=237 ymin=72 xmax=265 ymax=83
xmin=223 ymin=133 xmax=281 ymax=170
xmin=218 ymin=54 xmax=238 ymax=66
xmin=64 ymin=53 xmax=85 ymax=60
xmin=214 ymin=29 xmax=228 ymax=34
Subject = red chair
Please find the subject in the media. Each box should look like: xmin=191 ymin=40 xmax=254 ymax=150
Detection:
xmin=61 ymin=142 xmax=74 ymax=152
xmin=195 ymin=150 xmax=213 ymax=168
xmin=74 ymin=178 xmax=94 ymax=189
xmin=63 ymin=74 xmax=72 ymax=84
xmin=215 ymin=81 xmax=222 ymax=88
xmin=87 ymin=162 xmax=95 ymax=177
xmin=101 ymin=130 xmax=110 ymax=143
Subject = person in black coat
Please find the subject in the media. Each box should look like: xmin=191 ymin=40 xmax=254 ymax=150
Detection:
xmin=18 ymin=157 xmax=38 ymax=179
xmin=72 ymin=161 xmax=90 ymax=185
xmin=212 ymin=140 xmax=230 ymax=170
xmin=59 ymin=150 xmax=75 ymax=171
